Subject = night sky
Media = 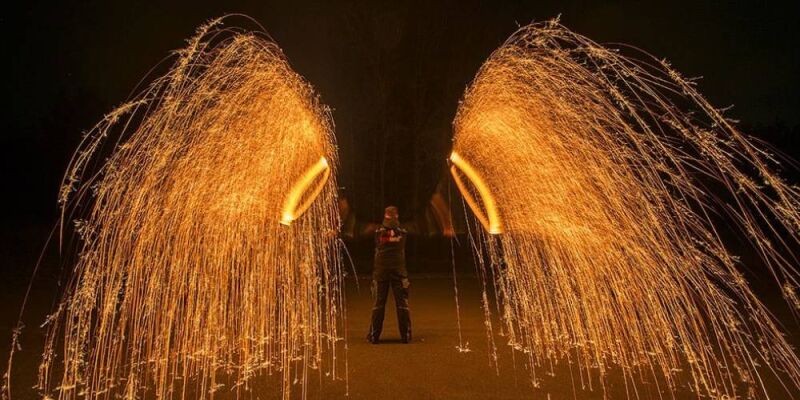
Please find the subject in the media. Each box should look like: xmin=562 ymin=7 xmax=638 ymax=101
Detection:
xmin=3 ymin=0 xmax=799 ymax=228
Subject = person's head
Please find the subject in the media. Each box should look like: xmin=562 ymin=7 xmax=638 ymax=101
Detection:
xmin=383 ymin=206 xmax=399 ymax=228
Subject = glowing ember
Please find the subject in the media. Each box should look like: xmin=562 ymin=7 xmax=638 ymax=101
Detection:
xmin=8 ymin=18 xmax=344 ymax=400
xmin=452 ymin=19 xmax=800 ymax=398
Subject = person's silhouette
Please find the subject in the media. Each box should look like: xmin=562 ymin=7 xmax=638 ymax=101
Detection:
xmin=367 ymin=206 xmax=412 ymax=343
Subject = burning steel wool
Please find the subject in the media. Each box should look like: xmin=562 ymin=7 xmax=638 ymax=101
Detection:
xmin=451 ymin=20 xmax=800 ymax=398
xmin=6 ymin=19 xmax=344 ymax=400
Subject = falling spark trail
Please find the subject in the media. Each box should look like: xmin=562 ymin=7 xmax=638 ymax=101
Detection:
xmin=451 ymin=19 xmax=800 ymax=399
xmin=6 ymin=17 xmax=344 ymax=400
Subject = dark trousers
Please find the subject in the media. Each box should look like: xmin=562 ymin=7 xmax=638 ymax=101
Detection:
xmin=368 ymin=278 xmax=411 ymax=341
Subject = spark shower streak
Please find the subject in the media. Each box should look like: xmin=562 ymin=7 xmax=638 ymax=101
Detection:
xmin=452 ymin=20 xmax=800 ymax=399
xmin=6 ymin=18 xmax=344 ymax=400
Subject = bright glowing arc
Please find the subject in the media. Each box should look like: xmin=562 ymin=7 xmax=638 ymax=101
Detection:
xmin=281 ymin=156 xmax=331 ymax=225
xmin=449 ymin=151 xmax=502 ymax=234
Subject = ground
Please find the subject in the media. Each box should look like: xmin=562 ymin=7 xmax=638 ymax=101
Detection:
xmin=248 ymin=274 xmax=796 ymax=400
xmin=296 ymin=275 xmax=703 ymax=400
xmin=2 ymin=249 xmax=797 ymax=399
xmin=334 ymin=275 xmax=543 ymax=400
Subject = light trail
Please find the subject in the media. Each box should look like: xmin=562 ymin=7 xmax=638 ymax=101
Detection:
xmin=449 ymin=151 xmax=502 ymax=234
xmin=281 ymin=156 xmax=331 ymax=226
xmin=452 ymin=19 xmax=800 ymax=399
xmin=6 ymin=18 xmax=344 ymax=400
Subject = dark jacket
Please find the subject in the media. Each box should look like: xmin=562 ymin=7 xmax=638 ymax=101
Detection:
xmin=373 ymin=225 xmax=408 ymax=281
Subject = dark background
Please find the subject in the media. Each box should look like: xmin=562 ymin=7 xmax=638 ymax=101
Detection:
xmin=1 ymin=1 xmax=799 ymax=396
xmin=2 ymin=0 xmax=799 ymax=283
xmin=3 ymin=0 xmax=799 ymax=230
xmin=0 ymin=0 xmax=799 ymax=297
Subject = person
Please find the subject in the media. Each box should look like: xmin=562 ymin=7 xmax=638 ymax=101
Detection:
xmin=367 ymin=206 xmax=412 ymax=343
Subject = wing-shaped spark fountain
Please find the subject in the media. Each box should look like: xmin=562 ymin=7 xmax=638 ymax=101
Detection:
xmin=6 ymin=18 xmax=344 ymax=400
xmin=451 ymin=19 xmax=800 ymax=399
